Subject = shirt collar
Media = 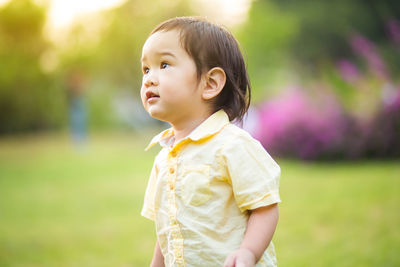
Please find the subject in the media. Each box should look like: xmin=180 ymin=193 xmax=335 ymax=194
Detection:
xmin=145 ymin=109 xmax=229 ymax=151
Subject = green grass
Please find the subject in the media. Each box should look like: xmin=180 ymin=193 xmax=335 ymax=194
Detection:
xmin=0 ymin=133 xmax=399 ymax=266
xmin=277 ymin=161 xmax=400 ymax=266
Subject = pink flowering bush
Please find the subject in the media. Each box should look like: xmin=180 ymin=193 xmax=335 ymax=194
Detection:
xmin=250 ymin=25 xmax=400 ymax=160
xmin=364 ymin=89 xmax=400 ymax=158
xmin=253 ymin=90 xmax=347 ymax=159
xmin=253 ymin=90 xmax=346 ymax=160
xmin=251 ymin=87 xmax=400 ymax=160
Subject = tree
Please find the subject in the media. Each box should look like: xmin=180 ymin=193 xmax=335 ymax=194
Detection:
xmin=0 ymin=0 xmax=64 ymax=134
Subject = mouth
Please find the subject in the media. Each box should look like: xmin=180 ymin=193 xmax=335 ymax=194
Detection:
xmin=146 ymin=91 xmax=160 ymax=101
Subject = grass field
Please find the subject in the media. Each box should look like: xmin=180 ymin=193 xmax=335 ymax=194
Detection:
xmin=0 ymin=133 xmax=399 ymax=266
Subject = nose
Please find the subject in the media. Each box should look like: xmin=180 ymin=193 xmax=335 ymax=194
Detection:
xmin=143 ymin=72 xmax=158 ymax=88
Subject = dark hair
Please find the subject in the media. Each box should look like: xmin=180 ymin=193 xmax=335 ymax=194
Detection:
xmin=151 ymin=16 xmax=251 ymax=122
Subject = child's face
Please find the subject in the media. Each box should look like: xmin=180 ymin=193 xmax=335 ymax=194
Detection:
xmin=140 ymin=30 xmax=206 ymax=124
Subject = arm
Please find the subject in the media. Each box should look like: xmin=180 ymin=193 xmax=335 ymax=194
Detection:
xmin=150 ymin=240 xmax=165 ymax=267
xmin=224 ymin=204 xmax=279 ymax=267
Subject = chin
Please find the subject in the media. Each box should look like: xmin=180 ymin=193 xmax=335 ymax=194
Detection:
xmin=148 ymin=108 xmax=168 ymax=122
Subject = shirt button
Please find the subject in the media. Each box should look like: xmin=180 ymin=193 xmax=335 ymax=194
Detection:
xmin=169 ymin=183 xmax=175 ymax=190
xmin=169 ymin=167 xmax=175 ymax=174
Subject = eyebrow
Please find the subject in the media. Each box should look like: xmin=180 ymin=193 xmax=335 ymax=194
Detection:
xmin=141 ymin=51 xmax=176 ymax=62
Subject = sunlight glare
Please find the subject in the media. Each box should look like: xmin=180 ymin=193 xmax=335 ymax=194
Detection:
xmin=192 ymin=0 xmax=252 ymax=27
xmin=49 ymin=0 xmax=126 ymax=28
xmin=0 ymin=0 xmax=11 ymax=6
xmin=0 ymin=0 xmax=252 ymax=29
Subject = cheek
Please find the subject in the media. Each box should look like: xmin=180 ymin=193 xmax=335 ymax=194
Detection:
xmin=140 ymin=86 xmax=147 ymax=105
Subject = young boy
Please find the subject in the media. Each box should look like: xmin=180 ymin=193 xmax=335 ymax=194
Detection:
xmin=141 ymin=17 xmax=281 ymax=267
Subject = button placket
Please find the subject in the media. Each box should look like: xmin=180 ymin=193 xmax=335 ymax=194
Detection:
xmin=167 ymin=151 xmax=176 ymax=193
xmin=165 ymin=150 xmax=184 ymax=266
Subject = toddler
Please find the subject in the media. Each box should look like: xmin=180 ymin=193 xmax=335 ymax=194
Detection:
xmin=140 ymin=17 xmax=281 ymax=267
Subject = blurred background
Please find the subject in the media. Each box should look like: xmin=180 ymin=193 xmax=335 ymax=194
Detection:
xmin=0 ymin=0 xmax=399 ymax=266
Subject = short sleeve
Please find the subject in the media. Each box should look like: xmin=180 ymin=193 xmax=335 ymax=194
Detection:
xmin=222 ymin=132 xmax=281 ymax=212
xmin=141 ymin=161 xmax=158 ymax=221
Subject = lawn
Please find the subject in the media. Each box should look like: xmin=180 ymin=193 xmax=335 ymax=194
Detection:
xmin=0 ymin=133 xmax=399 ymax=266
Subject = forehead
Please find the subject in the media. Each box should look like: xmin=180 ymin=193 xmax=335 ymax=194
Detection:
xmin=141 ymin=30 xmax=183 ymax=59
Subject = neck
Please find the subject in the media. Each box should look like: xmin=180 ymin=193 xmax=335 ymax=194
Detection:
xmin=171 ymin=110 xmax=212 ymax=143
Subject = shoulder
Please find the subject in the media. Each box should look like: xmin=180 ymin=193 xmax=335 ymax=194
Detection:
xmin=219 ymin=123 xmax=264 ymax=150
xmin=219 ymin=123 xmax=280 ymax=169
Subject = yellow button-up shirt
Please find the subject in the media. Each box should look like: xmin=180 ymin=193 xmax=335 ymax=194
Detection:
xmin=142 ymin=110 xmax=281 ymax=267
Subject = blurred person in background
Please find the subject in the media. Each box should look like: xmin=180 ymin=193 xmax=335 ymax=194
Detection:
xmin=66 ymin=68 xmax=88 ymax=147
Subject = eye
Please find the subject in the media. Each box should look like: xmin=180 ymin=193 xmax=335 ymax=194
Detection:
xmin=161 ymin=62 xmax=169 ymax=69
xmin=142 ymin=66 xmax=149 ymax=74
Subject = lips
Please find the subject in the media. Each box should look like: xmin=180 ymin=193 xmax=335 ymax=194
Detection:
xmin=146 ymin=91 xmax=160 ymax=101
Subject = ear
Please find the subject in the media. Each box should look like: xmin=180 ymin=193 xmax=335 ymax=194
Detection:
xmin=202 ymin=67 xmax=226 ymax=101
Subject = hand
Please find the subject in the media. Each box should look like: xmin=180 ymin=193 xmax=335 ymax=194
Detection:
xmin=223 ymin=248 xmax=256 ymax=267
